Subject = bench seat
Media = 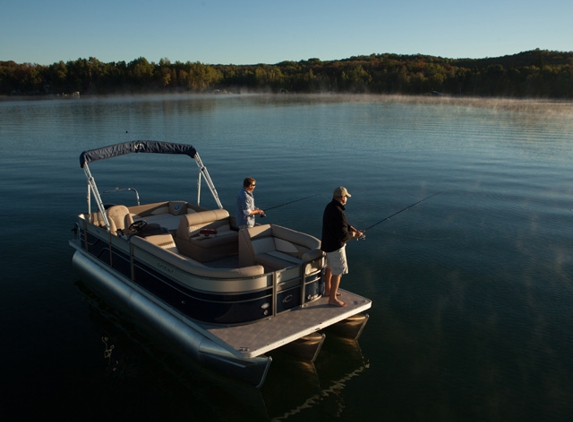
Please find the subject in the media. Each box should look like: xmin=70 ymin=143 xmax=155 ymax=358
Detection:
xmin=175 ymin=209 xmax=239 ymax=262
xmin=239 ymin=224 xmax=323 ymax=272
xmin=131 ymin=234 xmax=265 ymax=280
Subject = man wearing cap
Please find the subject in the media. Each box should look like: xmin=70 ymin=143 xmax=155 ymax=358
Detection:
xmin=321 ymin=186 xmax=363 ymax=307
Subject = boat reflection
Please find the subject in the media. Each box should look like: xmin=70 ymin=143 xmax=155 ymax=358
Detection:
xmin=264 ymin=336 xmax=369 ymax=420
xmin=76 ymin=280 xmax=369 ymax=421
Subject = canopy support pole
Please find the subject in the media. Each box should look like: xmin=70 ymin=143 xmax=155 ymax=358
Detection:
xmin=193 ymin=152 xmax=223 ymax=209
xmin=83 ymin=163 xmax=110 ymax=229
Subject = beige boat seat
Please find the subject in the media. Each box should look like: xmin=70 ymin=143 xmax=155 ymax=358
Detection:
xmin=238 ymin=224 xmax=323 ymax=271
xmin=106 ymin=205 xmax=134 ymax=235
xmin=140 ymin=233 xmax=178 ymax=253
xmin=175 ymin=209 xmax=238 ymax=262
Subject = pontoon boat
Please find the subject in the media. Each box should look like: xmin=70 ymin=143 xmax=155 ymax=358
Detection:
xmin=69 ymin=141 xmax=371 ymax=387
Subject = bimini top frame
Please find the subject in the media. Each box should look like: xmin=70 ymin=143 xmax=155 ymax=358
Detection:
xmin=79 ymin=141 xmax=223 ymax=230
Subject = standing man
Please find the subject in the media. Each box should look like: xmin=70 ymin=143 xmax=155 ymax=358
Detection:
xmin=321 ymin=186 xmax=363 ymax=307
xmin=236 ymin=177 xmax=265 ymax=229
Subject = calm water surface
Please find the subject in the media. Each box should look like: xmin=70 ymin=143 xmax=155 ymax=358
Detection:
xmin=1 ymin=94 xmax=573 ymax=421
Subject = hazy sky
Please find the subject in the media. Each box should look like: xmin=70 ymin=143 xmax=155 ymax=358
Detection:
xmin=2 ymin=0 xmax=571 ymax=65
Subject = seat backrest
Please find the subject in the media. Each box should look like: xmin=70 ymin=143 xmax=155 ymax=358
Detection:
xmin=249 ymin=226 xmax=276 ymax=254
xmin=271 ymin=225 xmax=321 ymax=251
xmin=177 ymin=209 xmax=230 ymax=239
xmin=238 ymin=224 xmax=273 ymax=267
xmin=106 ymin=205 xmax=133 ymax=235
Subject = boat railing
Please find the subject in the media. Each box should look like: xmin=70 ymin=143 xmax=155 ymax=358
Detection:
xmin=101 ymin=187 xmax=141 ymax=206
xmin=269 ymin=255 xmax=324 ymax=317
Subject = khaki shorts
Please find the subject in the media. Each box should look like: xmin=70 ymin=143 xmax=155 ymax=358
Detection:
xmin=325 ymin=245 xmax=348 ymax=275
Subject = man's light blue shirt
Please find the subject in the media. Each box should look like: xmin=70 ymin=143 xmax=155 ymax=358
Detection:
xmin=236 ymin=188 xmax=255 ymax=228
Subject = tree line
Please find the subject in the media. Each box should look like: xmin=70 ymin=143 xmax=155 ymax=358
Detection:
xmin=1 ymin=49 xmax=572 ymax=98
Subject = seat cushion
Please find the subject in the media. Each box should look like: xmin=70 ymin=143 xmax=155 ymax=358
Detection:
xmin=178 ymin=209 xmax=231 ymax=239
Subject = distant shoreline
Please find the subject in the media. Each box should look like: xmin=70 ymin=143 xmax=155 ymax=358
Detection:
xmin=3 ymin=50 xmax=573 ymax=99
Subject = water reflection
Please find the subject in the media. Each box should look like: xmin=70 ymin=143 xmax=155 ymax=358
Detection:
xmin=6 ymin=94 xmax=573 ymax=420
xmin=76 ymin=281 xmax=369 ymax=421
xmin=264 ymin=337 xmax=369 ymax=421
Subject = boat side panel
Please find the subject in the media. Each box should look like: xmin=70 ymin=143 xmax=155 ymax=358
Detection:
xmin=132 ymin=258 xmax=275 ymax=324
xmin=78 ymin=220 xmax=277 ymax=324
xmin=75 ymin=216 xmax=325 ymax=325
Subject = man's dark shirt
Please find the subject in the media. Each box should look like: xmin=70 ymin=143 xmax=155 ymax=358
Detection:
xmin=321 ymin=199 xmax=353 ymax=252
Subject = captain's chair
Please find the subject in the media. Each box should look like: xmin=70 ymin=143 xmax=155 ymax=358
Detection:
xmin=106 ymin=205 xmax=134 ymax=235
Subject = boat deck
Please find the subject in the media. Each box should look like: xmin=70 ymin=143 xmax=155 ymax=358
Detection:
xmin=139 ymin=212 xmax=182 ymax=231
xmin=198 ymin=289 xmax=372 ymax=358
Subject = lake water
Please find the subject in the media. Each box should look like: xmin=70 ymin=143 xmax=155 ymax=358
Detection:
xmin=2 ymin=94 xmax=573 ymax=421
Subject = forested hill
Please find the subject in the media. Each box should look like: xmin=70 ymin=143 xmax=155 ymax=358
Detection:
xmin=1 ymin=49 xmax=572 ymax=98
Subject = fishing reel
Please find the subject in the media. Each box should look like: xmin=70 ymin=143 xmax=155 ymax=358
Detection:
xmin=357 ymin=232 xmax=366 ymax=241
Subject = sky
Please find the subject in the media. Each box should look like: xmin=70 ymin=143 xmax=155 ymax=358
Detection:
xmin=1 ymin=0 xmax=572 ymax=66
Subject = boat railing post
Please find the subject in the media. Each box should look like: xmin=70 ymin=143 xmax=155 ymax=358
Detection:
xmin=299 ymin=263 xmax=307 ymax=306
xmin=272 ymin=271 xmax=278 ymax=317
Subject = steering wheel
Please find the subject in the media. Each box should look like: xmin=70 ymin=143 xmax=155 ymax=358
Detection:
xmin=128 ymin=220 xmax=148 ymax=233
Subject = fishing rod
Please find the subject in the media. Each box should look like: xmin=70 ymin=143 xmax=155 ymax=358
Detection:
xmin=358 ymin=191 xmax=444 ymax=239
xmin=260 ymin=194 xmax=320 ymax=218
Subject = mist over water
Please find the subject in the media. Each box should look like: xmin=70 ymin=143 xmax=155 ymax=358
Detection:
xmin=1 ymin=94 xmax=573 ymax=421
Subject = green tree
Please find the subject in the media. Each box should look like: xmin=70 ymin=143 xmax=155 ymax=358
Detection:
xmin=128 ymin=57 xmax=154 ymax=88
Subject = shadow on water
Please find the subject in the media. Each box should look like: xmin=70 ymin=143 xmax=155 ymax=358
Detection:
xmin=74 ymin=281 xmax=369 ymax=421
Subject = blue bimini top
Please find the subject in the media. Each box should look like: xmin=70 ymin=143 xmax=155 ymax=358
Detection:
xmin=80 ymin=141 xmax=197 ymax=167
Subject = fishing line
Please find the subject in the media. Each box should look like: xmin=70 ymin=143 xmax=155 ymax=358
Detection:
xmin=260 ymin=193 xmax=320 ymax=217
xmin=359 ymin=191 xmax=444 ymax=240
xmin=374 ymin=229 xmax=452 ymax=241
